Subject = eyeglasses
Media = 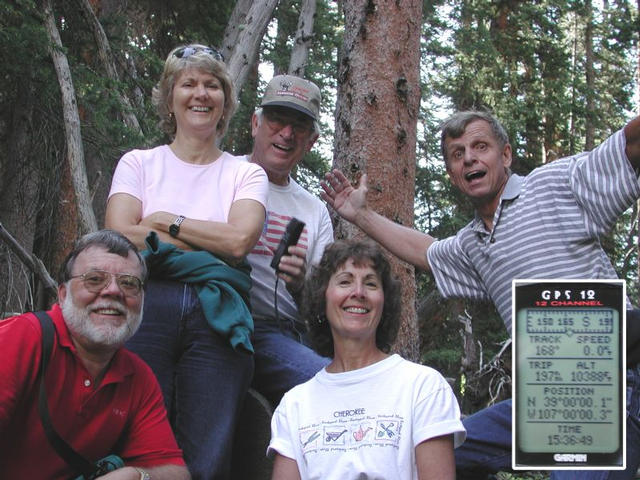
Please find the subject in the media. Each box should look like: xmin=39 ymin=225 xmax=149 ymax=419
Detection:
xmin=70 ymin=270 xmax=144 ymax=297
xmin=263 ymin=108 xmax=313 ymax=135
xmin=173 ymin=46 xmax=224 ymax=62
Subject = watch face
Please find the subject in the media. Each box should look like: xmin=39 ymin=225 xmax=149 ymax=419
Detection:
xmin=169 ymin=215 xmax=185 ymax=237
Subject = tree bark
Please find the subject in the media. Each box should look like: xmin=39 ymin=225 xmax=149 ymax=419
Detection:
xmin=222 ymin=0 xmax=254 ymax=62
xmin=288 ymin=0 xmax=317 ymax=76
xmin=0 ymin=77 xmax=38 ymax=313
xmin=0 ymin=222 xmax=57 ymax=298
xmin=637 ymin=0 xmax=640 ymax=296
xmin=42 ymin=0 xmax=98 ymax=234
xmin=569 ymin=14 xmax=579 ymax=155
xmin=74 ymin=0 xmax=143 ymax=135
xmin=333 ymin=0 xmax=422 ymax=361
xmin=584 ymin=0 xmax=595 ymax=150
xmin=226 ymin=0 xmax=280 ymax=93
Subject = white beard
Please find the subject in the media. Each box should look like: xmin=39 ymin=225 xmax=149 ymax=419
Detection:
xmin=61 ymin=292 xmax=143 ymax=348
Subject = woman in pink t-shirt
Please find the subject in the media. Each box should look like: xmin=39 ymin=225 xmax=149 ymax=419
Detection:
xmin=105 ymin=44 xmax=268 ymax=479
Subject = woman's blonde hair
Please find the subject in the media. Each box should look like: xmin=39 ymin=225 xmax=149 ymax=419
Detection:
xmin=152 ymin=44 xmax=237 ymax=138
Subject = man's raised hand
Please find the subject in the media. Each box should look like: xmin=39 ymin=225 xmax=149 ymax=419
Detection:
xmin=320 ymin=169 xmax=369 ymax=223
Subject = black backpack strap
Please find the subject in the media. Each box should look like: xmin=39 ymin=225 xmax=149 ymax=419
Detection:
xmin=34 ymin=311 xmax=96 ymax=477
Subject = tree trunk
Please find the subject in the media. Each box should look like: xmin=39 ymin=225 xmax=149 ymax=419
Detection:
xmin=333 ymin=0 xmax=422 ymax=361
xmin=637 ymin=0 xmax=640 ymax=297
xmin=0 ymin=78 xmax=38 ymax=313
xmin=288 ymin=0 xmax=316 ymax=76
xmin=0 ymin=223 xmax=57 ymax=298
xmin=74 ymin=0 xmax=143 ymax=135
xmin=42 ymin=0 xmax=98 ymax=235
xmin=221 ymin=0 xmax=254 ymax=62
xmin=569 ymin=14 xmax=579 ymax=155
xmin=584 ymin=0 xmax=595 ymax=150
xmin=226 ymin=0 xmax=280 ymax=93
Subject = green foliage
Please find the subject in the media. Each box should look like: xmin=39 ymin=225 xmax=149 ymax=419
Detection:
xmin=497 ymin=472 xmax=550 ymax=480
xmin=225 ymin=0 xmax=340 ymax=165
xmin=129 ymin=0 xmax=235 ymax=55
xmin=422 ymin=346 xmax=462 ymax=376
xmin=416 ymin=0 xmax=638 ymax=412
xmin=259 ymin=0 xmax=341 ymax=169
xmin=0 ymin=0 xmax=65 ymax=194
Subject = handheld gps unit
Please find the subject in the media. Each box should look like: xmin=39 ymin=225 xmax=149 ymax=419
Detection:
xmin=512 ymin=279 xmax=626 ymax=470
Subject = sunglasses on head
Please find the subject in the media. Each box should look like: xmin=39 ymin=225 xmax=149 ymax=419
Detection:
xmin=173 ymin=46 xmax=224 ymax=62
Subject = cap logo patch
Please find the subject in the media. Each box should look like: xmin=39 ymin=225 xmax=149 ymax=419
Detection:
xmin=260 ymin=74 xmax=321 ymax=120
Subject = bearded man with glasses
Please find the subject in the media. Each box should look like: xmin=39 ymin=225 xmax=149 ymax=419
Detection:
xmin=0 ymin=229 xmax=190 ymax=480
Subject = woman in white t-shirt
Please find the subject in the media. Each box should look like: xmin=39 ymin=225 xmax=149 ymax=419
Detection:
xmin=268 ymin=239 xmax=466 ymax=480
xmin=105 ymin=44 xmax=268 ymax=479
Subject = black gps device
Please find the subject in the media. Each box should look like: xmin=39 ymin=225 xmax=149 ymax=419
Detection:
xmin=512 ymin=279 xmax=625 ymax=470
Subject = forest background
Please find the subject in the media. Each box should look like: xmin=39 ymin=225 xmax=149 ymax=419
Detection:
xmin=1 ymin=0 xmax=638 ymax=417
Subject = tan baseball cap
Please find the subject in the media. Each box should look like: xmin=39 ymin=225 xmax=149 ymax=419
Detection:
xmin=260 ymin=75 xmax=321 ymax=121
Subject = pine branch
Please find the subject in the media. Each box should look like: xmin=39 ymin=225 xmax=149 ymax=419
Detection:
xmin=0 ymin=222 xmax=58 ymax=298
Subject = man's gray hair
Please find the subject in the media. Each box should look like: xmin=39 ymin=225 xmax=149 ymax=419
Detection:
xmin=59 ymin=229 xmax=147 ymax=284
xmin=440 ymin=111 xmax=509 ymax=165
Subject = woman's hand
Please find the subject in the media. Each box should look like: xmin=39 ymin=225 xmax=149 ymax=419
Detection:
xmin=138 ymin=211 xmax=193 ymax=250
xmin=105 ymin=194 xmax=191 ymax=251
xmin=107 ymin=193 xmax=265 ymax=261
xmin=167 ymin=199 xmax=265 ymax=262
xmin=96 ymin=466 xmax=139 ymax=479
xmin=97 ymin=465 xmax=191 ymax=480
xmin=139 ymin=211 xmax=173 ymax=228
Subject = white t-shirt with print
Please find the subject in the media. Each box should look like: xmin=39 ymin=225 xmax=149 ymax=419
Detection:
xmin=268 ymin=354 xmax=466 ymax=480
xmin=243 ymin=156 xmax=333 ymax=322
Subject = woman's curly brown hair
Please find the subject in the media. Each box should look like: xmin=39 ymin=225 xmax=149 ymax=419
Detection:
xmin=301 ymin=239 xmax=402 ymax=358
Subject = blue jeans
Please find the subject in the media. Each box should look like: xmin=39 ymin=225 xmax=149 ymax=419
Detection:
xmin=455 ymin=365 xmax=640 ymax=479
xmin=550 ymin=364 xmax=640 ymax=480
xmin=250 ymin=315 xmax=329 ymax=406
xmin=127 ymin=280 xmax=253 ymax=480
xmin=455 ymin=399 xmax=513 ymax=479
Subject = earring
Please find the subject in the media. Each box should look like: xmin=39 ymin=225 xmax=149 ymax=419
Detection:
xmin=168 ymin=112 xmax=175 ymax=120
xmin=316 ymin=314 xmax=326 ymax=325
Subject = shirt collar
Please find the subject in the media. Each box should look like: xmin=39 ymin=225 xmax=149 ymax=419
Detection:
xmin=501 ymin=172 xmax=523 ymax=200
xmin=470 ymin=173 xmax=523 ymax=234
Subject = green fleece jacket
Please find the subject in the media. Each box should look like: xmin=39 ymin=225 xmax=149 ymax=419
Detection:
xmin=142 ymin=232 xmax=254 ymax=353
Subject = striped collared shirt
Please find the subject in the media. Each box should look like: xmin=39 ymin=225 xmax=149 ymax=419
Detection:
xmin=428 ymin=129 xmax=640 ymax=335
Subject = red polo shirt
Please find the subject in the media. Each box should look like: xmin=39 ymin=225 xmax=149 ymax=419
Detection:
xmin=0 ymin=304 xmax=185 ymax=479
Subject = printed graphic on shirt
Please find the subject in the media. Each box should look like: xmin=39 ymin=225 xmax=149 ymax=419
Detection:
xmin=252 ymin=211 xmax=309 ymax=257
xmin=112 ymin=408 xmax=127 ymax=418
xmin=298 ymin=410 xmax=403 ymax=456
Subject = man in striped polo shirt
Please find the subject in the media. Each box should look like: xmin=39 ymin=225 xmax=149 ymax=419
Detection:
xmin=321 ymin=110 xmax=640 ymax=479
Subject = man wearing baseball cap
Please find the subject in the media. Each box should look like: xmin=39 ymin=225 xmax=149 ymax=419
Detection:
xmin=245 ymin=75 xmax=332 ymax=406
